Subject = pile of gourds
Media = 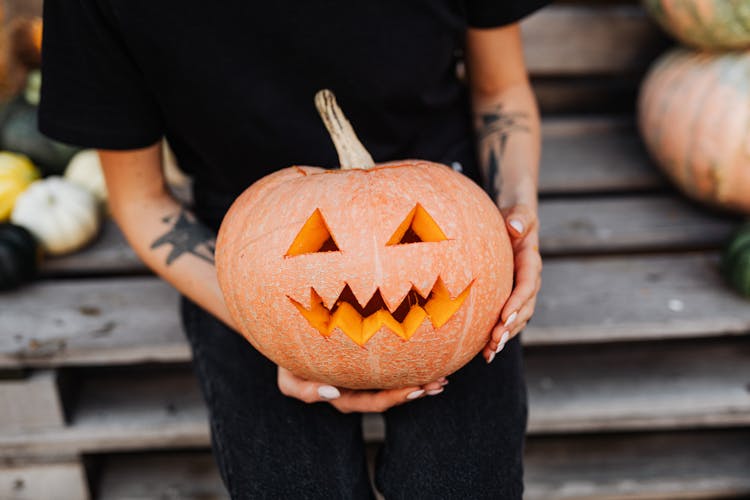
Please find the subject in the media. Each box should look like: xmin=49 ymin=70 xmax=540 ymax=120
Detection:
xmin=0 ymin=16 xmax=105 ymax=290
xmin=639 ymin=0 xmax=750 ymax=297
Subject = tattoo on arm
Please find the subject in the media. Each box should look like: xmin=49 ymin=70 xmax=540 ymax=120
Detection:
xmin=151 ymin=210 xmax=216 ymax=266
xmin=476 ymin=104 xmax=529 ymax=201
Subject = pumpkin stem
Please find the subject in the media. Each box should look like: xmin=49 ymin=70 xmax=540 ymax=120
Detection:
xmin=315 ymin=89 xmax=375 ymax=170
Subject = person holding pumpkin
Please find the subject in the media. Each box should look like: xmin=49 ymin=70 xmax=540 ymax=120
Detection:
xmin=40 ymin=0 xmax=547 ymax=498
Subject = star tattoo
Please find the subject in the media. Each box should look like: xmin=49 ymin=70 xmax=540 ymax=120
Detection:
xmin=151 ymin=210 xmax=216 ymax=266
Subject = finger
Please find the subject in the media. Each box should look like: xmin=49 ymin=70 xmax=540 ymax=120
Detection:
xmin=277 ymin=367 xmax=341 ymax=404
xmin=501 ymin=204 xmax=537 ymax=240
xmin=330 ymin=386 xmax=425 ymax=413
xmin=502 ymin=251 xmax=542 ymax=326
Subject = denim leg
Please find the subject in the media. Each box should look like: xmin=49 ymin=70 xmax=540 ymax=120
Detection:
xmin=375 ymin=336 xmax=527 ymax=500
xmin=181 ymin=297 xmax=374 ymax=500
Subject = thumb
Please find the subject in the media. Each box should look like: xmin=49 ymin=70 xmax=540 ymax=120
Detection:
xmin=501 ymin=204 xmax=536 ymax=239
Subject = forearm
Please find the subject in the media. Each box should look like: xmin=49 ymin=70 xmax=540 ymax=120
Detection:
xmin=471 ymin=82 xmax=540 ymax=211
xmin=99 ymin=145 xmax=237 ymax=330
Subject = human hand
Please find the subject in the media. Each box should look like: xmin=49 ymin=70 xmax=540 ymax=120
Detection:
xmin=483 ymin=203 xmax=542 ymax=363
xmin=277 ymin=366 xmax=448 ymax=413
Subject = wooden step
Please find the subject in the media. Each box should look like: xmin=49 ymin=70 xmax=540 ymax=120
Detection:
xmin=94 ymin=429 xmax=750 ymax=500
xmin=4 ymin=252 xmax=748 ymax=368
xmin=3 ymin=337 xmax=750 ymax=457
xmin=42 ymin=191 xmax=734 ymax=276
xmin=40 ymin=116 xmax=670 ymax=277
xmin=0 ymin=460 xmax=89 ymax=500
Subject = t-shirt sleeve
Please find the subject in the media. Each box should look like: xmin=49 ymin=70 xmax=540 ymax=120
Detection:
xmin=39 ymin=0 xmax=163 ymax=150
xmin=465 ymin=0 xmax=551 ymax=29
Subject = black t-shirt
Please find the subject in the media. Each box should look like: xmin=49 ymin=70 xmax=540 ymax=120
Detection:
xmin=40 ymin=0 xmax=548 ymax=227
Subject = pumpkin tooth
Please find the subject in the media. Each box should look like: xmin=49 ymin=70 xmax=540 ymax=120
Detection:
xmin=291 ymin=278 xmax=472 ymax=345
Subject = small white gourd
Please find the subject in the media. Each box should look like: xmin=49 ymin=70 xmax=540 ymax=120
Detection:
xmin=63 ymin=150 xmax=108 ymax=202
xmin=11 ymin=177 xmax=100 ymax=255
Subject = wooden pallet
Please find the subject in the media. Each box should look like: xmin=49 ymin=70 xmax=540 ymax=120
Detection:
xmin=2 ymin=2 xmax=749 ymax=499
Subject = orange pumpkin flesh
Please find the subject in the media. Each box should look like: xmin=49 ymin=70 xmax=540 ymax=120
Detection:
xmin=216 ymin=92 xmax=513 ymax=389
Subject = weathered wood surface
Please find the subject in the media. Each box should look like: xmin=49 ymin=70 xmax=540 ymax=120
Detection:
xmin=4 ymin=253 xmax=749 ymax=368
xmin=522 ymin=4 xmax=668 ymax=76
xmin=3 ymin=337 xmax=750 ymax=456
xmin=0 ymin=370 xmax=66 ymax=431
xmin=95 ymin=430 xmax=750 ymax=500
xmin=0 ymin=460 xmax=89 ymax=500
xmin=539 ymin=116 xmax=663 ymax=193
xmin=41 ymin=221 xmax=143 ymax=277
xmin=539 ymin=195 xmax=736 ymax=255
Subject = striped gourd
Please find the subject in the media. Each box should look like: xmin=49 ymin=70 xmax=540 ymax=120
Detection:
xmin=643 ymin=0 xmax=750 ymax=49
xmin=638 ymin=49 xmax=750 ymax=213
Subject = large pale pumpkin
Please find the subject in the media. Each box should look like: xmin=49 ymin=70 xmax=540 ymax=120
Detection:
xmin=644 ymin=0 xmax=750 ymax=49
xmin=638 ymin=49 xmax=750 ymax=213
xmin=217 ymin=91 xmax=513 ymax=389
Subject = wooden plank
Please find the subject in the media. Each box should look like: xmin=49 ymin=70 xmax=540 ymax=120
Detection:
xmin=95 ymin=430 xmax=750 ymax=500
xmin=0 ymin=278 xmax=187 ymax=367
xmin=0 ymin=370 xmax=66 ymax=431
xmin=4 ymin=252 xmax=750 ymax=367
xmin=4 ymin=337 xmax=750 ymax=456
xmin=0 ymin=460 xmax=89 ymax=500
xmin=97 ymin=452 xmax=226 ymax=500
xmin=526 ymin=253 xmax=750 ymax=345
xmin=539 ymin=195 xmax=737 ymax=255
xmin=525 ymin=430 xmax=750 ymax=499
xmin=539 ymin=116 xmax=663 ymax=193
xmin=41 ymin=220 xmax=144 ymax=277
xmin=522 ymin=4 xmax=669 ymax=76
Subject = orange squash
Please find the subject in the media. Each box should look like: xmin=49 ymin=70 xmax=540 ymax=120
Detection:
xmin=643 ymin=0 xmax=750 ymax=49
xmin=216 ymin=91 xmax=513 ymax=389
xmin=638 ymin=49 xmax=750 ymax=213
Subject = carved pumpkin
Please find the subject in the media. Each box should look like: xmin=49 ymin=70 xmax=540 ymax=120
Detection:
xmin=643 ymin=0 xmax=750 ymax=50
xmin=217 ymin=91 xmax=513 ymax=389
xmin=638 ymin=49 xmax=750 ymax=213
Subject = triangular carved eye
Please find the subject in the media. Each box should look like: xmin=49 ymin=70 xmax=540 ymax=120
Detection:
xmin=387 ymin=204 xmax=448 ymax=245
xmin=286 ymin=209 xmax=340 ymax=256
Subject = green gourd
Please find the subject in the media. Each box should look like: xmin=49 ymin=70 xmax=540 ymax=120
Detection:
xmin=721 ymin=223 xmax=750 ymax=297
xmin=0 ymin=223 xmax=40 ymax=290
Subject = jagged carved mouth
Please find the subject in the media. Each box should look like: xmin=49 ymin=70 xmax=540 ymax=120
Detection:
xmin=288 ymin=278 xmax=473 ymax=346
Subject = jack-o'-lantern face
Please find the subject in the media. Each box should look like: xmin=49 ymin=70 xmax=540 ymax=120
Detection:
xmin=286 ymin=204 xmax=472 ymax=346
xmin=217 ymin=161 xmax=513 ymax=389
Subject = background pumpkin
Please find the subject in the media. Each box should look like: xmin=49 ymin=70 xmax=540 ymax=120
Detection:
xmin=0 ymin=222 xmax=40 ymax=290
xmin=11 ymin=176 xmax=100 ymax=255
xmin=0 ymin=73 xmax=79 ymax=175
xmin=643 ymin=0 xmax=750 ymax=49
xmin=722 ymin=223 xmax=750 ymax=297
xmin=0 ymin=151 xmax=38 ymax=220
xmin=217 ymin=90 xmax=513 ymax=389
xmin=638 ymin=49 xmax=750 ymax=213
xmin=64 ymin=150 xmax=108 ymax=203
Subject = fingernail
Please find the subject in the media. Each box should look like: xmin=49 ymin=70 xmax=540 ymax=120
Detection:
xmin=426 ymin=388 xmax=444 ymax=396
xmin=495 ymin=331 xmax=510 ymax=353
xmin=406 ymin=389 xmax=425 ymax=400
xmin=318 ymin=385 xmax=341 ymax=400
xmin=509 ymin=219 xmax=524 ymax=234
xmin=504 ymin=311 xmax=518 ymax=328
xmin=487 ymin=351 xmax=496 ymax=364
xmin=439 ymin=378 xmax=449 ymax=386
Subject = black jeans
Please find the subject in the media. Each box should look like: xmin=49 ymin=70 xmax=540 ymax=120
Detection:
xmin=181 ymin=296 xmax=527 ymax=499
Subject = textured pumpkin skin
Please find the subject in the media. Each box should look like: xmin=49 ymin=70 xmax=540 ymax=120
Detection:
xmin=644 ymin=0 xmax=750 ymax=49
xmin=638 ymin=49 xmax=750 ymax=213
xmin=0 ymin=223 xmax=39 ymax=290
xmin=722 ymin=223 xmax=750 ymax=297
xmin=217 ymin=161 xmax=513 ymax=389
